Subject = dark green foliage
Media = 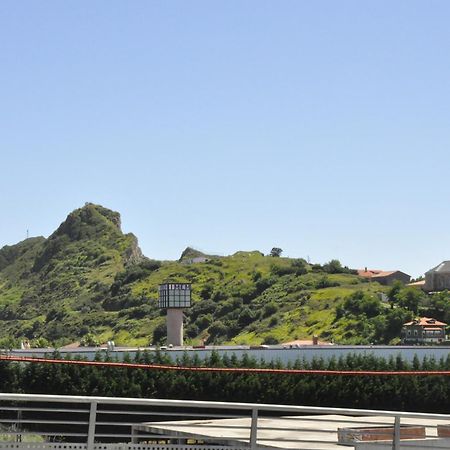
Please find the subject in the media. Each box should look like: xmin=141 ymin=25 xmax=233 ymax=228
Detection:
xmin=426 ymin=291 xmax=450 ymax=323
xmin=263 ymin=302 xmax=278 ymax=317
xmin=238 ymin=307 xmax=259 ymax=326
xmin=397 ymin=288 xmax=424 ymax=314
xmin=0 ymin=237 xmax=45 ymax=271
xmin=199 ymin=283 xmax=214 ymax=300
xmin=270 ymin=264 xmax=296 ymax=276
xmin=207 ymin=321 xmax=228 ymax=342
xmin=315 ymin=276 xmax=340 ymax=289
xmin=291 ymin=259 xmax=308 ymax=275
xmin=270 ymin=260 xmax=308 ymax=276
xmin=1 ymin=353 xmax=450 ymax=413
xmin=111 ymin=260 xmax=161 ymax=294
xmin=255 ymin=276 xmax=276 ymax=293
xmin=185 ymin=323 xmax=199 ymax=338
xmin=387 ymin=280 xmax=403 ymax=309
xmin=322 ymin=259 xmax=357 ymax=275
xmin=341 ymin=291 xmax=382 ymax=318
xmin=262 ymin=335 xmax=279 ymax=344
xmin=152 ymin=323 xmax=166 ymax=345
xmin=195 ymin=314 xmax=213 ymax=329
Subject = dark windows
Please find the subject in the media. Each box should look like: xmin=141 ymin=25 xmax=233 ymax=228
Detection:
xmin=158 ymin=283 xmax=192 ymax=308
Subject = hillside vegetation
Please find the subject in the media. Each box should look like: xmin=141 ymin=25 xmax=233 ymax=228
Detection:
xmin=0 ymin=204 xmax=436 ymax=348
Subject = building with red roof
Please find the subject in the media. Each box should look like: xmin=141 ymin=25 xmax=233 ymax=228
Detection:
xmin=357 ymin=268 xmax=410 ymax=285
xmin=402 ymin=317 xmax=447 ymax=344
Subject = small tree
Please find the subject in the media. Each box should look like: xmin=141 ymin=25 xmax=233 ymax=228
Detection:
xmin=387 ymin=280 xmax=403 ymax=309
xmin=208 ymin=321 xmax=228 ymax=341
xmin=263 ymin=302 xmax=279 ymax=317
xmin=80 ymin=333 xmax=99 ymax=347
xmin=292 ymin=259 xmax=308 ymax=275
xmin=152 ymin=322 xmax=166 ymax=345
xmin=323 ymin=259 xmax=343 ymax=274
xmin=262 ymin=335 xmax=279 ymax=345
xmin=270 ymin=247 xmax=283 ymax=257
xmin=397 ymin=288 xmax=423 ymax=314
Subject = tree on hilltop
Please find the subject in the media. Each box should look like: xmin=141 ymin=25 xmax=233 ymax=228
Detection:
xmin=270 ymin=247 xmax=283 ymax=257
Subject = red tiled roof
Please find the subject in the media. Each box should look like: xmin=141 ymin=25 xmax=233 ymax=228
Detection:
xmin=372 ymin=271 xmax=396 ymax=278
xmin=357 ymin=269 xmax=396 ymax=278
xmin=404 ymin=317 xmax=447 ymax=327
xmin=358 ymin=269 xmax=380 ymax=277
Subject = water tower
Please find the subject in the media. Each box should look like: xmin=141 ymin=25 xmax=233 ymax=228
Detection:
xmin=158 ymin=283 xmax=192 ymax=346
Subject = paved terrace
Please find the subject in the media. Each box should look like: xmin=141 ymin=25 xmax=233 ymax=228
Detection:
xmin=135 ymin=415 xmax=450 ymax=450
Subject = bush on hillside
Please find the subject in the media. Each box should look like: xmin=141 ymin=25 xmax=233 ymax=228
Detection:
xmin=339 ymin=291 xmax=382 ymax=318
xmin=208 ymin=321 xmax=228 ymax=341
xmin=263 ymin=302 xmax=279 ymax=317
xmin=323 ymin=259 xmax=357 ymax=275
xmin=315 ymin=276 xmax=340 ymax=289
xmin=152 ymin=322 xmax=166 ymax=345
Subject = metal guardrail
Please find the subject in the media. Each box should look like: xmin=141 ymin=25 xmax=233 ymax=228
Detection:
xmin=0 ymin=394 xmax=450 ymax=450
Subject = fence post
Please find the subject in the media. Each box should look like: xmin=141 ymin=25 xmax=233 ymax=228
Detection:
xmin=392 ymin=416 xmax=400 ymax=450
xmin=250 ymin=408 xmax=258 ymax=450
xmin=131 ymin=425 xmax=138 ymax=443
xmin=87 ymin=401 xmax=97 ymax=450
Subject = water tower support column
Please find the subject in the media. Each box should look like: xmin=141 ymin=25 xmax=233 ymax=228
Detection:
xmin=166 ymin=308 xmax=184 ymax=346
xmin=158 ymin=283 xmax=192 ymax=347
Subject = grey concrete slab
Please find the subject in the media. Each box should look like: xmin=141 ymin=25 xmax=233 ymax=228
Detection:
xmin=135 ymin=414 xmax=450 ymax=450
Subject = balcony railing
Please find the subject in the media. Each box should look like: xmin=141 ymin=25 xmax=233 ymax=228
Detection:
xmin=0 ymin=393 xmax=450 ymax=450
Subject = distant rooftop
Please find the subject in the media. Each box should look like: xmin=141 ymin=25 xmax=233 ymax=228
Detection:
xmin=407 ymin=280 xmax=425 ymax=287
xmin=426 ymin=261 xmax=450 ymax=274
xmin=404 ymin=317 xmax=447 ymax=327
xmin=357 ymin=269 xmax=397 ymax=278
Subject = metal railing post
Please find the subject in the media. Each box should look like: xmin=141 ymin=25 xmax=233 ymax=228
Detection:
xmin=131 ymin=425 xmax=138 ymax=443
xmin=392 ymin=416 xmax=400 ymax=450
xmin=250 ymin=408 xmax=258 ymax=450
xmin=87 ymin=401 xmax=97 ymax=450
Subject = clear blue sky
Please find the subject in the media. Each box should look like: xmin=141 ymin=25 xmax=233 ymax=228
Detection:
xmin=1 ymin=1 xmax=449 ymax=277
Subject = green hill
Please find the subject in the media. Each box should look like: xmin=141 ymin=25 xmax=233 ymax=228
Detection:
xmin=0 ymin=204 xmax=414 ymax=348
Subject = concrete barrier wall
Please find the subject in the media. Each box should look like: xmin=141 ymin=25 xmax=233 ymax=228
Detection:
xmin=6 ymin=345 xmax=450 ymax=364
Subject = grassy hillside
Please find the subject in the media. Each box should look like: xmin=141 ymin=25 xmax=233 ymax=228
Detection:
xmin=0 ymin=203 xmax=143 ymax=346
xmin=0 ymin=204 xmax=415 ymax=348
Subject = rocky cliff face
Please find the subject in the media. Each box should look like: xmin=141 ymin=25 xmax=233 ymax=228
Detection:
xmin=0 ymin=203 xmax=148 ymax=345
xmin=123 ymin=233 xmax=144 ymax=265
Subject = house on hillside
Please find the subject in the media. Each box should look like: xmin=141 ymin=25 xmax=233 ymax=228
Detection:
xmin=402 ymin=317 xmax=447 ymax=344
xmin=357 ymin=268 xmax=410 ymax=285
xmin=181 ymin=256 xmax=210 ymax=264
xmin=424 ymin=261 xmax=450 ymax=292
